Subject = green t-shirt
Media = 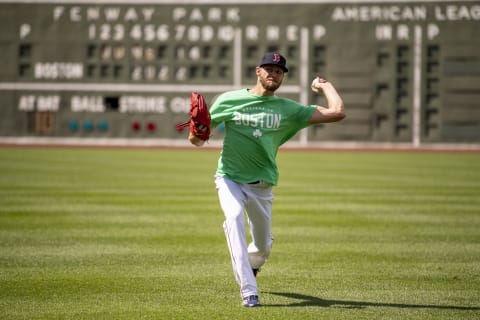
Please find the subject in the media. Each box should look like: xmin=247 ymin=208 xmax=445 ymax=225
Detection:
xmin=210 ymin=88 xmax=316 ymax=185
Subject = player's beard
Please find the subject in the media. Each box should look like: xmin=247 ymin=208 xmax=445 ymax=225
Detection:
xmin=260 ymin=77 xmax=282 ymax=93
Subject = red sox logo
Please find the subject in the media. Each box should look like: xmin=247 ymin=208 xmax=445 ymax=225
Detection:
xmin=273 ymin=53 xmax=281 ymax=62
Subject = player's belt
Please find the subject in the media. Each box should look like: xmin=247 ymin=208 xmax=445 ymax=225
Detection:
xmin=248 ymin=181 xmax=260 ymax=184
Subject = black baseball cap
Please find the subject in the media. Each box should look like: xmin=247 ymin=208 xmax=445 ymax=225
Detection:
xmin=259 ymin=52 xmax=288 ymax=73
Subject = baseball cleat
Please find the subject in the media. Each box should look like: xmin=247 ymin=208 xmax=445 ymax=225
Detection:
xmin=252 ymin=268 xmax=260 ymax=277
xmin=242 ymin=295 xmax=260 ymax=307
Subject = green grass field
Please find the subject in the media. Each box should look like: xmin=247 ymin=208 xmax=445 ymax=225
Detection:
xmin=0 ymin=147 xmax=479 ymax=320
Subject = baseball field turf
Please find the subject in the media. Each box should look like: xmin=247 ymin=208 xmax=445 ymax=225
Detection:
xmin=0 ymin=146 xmax=479 ymax=320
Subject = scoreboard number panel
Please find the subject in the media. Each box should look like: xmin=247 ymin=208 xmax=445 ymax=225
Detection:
xmin=0 ymin=0 xmax=479 ymax=144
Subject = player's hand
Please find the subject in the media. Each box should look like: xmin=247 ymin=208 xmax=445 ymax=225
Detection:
xmin=311 ymin=76 xmax=329 ymax=94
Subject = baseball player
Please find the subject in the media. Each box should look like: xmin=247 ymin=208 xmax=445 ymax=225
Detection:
xmin=189 ymin=52 xmax=345 ymax=307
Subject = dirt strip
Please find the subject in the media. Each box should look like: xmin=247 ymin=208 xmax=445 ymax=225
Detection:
xmin=0 ymin=137 xmax=479 ymax=153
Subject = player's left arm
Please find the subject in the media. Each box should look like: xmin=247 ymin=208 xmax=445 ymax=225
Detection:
xmin=309 ymin=77 xmax=346 ymax=124
xmin=189 ymin=109 xmax=223 ymax=146
xmin=189 ymin=96 xmax=230 ymax=146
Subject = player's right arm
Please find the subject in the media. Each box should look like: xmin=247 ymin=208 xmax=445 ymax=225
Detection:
xmin=309 ymin=77 xmax=346 ymax=124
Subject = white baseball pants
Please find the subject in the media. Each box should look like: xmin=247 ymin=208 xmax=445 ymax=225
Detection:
xmin=215 ymin=176 xmax=274 ymax=298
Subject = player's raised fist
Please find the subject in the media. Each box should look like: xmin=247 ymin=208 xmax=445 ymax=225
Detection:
xmin=311 ymin=76 xmax=328 ymax=93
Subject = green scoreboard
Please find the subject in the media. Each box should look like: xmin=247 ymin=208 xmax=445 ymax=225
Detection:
xmin=0 ymin=0 xmax=479 ymax=145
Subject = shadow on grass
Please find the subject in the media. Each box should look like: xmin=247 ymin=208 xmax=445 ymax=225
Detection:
xmin=264 ymin=292 xmax=480 ymax=311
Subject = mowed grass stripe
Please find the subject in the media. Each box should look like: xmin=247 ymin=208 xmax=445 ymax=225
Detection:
xmin=0 ymin=147 xmax=479 ymax=320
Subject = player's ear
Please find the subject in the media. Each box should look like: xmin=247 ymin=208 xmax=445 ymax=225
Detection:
xmin=255 ymin=66 xmax=262 ymax=76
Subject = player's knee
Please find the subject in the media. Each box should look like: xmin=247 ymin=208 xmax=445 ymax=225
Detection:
xmin=223 ymin=208 xmax=245 ymax=223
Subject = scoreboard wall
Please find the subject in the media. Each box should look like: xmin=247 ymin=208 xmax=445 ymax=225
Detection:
xmin=0 ymin=0 xmax=479 ymax=145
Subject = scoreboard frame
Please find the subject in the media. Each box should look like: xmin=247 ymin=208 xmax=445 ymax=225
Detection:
xmin=0 ymin=0 xmax=479 ymax=147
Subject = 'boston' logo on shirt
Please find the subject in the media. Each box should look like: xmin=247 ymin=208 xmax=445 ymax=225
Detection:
xmin=233 ymin=111 xmax=281 ymax=129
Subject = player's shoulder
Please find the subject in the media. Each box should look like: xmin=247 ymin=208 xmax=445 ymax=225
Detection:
xmin=275 ymin=95 xmax=308 ymax=109
xmin=219 ymin=88 xmax=248 ymax=99
xmin=212 ymin=89 xmax=249 ymax=105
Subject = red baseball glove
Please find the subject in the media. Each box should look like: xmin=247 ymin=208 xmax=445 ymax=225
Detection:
xmin=176 ymin=91 xmax=211 ymax=141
